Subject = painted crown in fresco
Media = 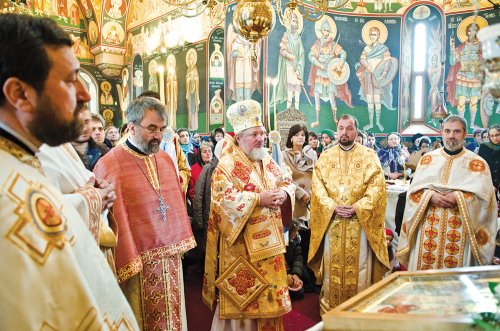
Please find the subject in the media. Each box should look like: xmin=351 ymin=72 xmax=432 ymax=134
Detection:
xmin=226 ymin=99 xmax=264 ymax=134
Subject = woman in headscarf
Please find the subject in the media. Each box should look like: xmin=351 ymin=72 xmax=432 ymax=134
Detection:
xmin=377 ymin=132 xmax=410 ymax=180
xmin=319 ymin=128 xmax=336 ymax=153
xmin=282 ymin=124 xmax=317 ymax=281
xmin=407 ymin=136 xmax=431 ymax=172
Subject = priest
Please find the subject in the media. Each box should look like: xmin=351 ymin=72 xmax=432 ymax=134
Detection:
xmin=397 ymin=116 xmax=497 ymax=270
xmin=94 ymin=96 xmax=196 ymax=330
xmin=203 ymin=100 xmax=295 ymax=331
xmin=309 ymin=114 xmax=389 ymax=315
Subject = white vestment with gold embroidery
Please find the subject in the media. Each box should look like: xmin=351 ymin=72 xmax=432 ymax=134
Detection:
xmin=0 ymin=138 xmax=138 ymax=330
xmin=397 ymin=148 xmax=498 ymax=270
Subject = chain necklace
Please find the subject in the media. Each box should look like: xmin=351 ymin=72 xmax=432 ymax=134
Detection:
xmin=134 ymin=155 xmax=168 ymax=222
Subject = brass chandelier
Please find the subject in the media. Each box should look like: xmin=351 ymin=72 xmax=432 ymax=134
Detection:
xmin=161 ymin=0 xmax=350 ymax=29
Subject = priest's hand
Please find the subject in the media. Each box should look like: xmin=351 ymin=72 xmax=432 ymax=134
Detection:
xmin=335 ymin=206 xmax=356 ymax=218
xmin=260 ymin=190 xmax=287 ymax=208
xmin=430 ymin=192 xmax=456 ymax=209
xmin=95 ymin=179 xmax=116 ymax=211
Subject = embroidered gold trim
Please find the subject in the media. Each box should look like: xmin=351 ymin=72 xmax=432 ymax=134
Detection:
xmin=0 ymin=136 xmax=42 ymax=171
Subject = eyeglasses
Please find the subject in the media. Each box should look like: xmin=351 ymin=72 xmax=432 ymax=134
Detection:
xmin=136 ymin=123 xmax=167 ymax=135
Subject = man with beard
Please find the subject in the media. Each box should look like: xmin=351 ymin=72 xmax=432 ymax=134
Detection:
xmin=38 ymin=107 xmax=118 ymax=272
xmin=309 ymin=114 xmax=389 ymax=314
xmin=93 ymin=96 xmax=196 ymax=330
xmin=0 ymin=14 xmax=138 ymax=329
xmin=71 ymin=107 xmax=109 ymax=171
xmin=203 ymin=100 xmax=295 ymax=331
xmin=397 ymin=116 xmax=497 ymax=271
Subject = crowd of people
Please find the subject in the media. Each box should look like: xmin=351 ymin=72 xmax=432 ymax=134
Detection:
xmin=1 ymin=13 xmax=499 ymax=331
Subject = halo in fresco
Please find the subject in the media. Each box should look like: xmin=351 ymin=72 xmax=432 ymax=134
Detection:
xmin=457 ymin=15 xmax=488 ymax=43
xmin=362 ymin=20 xmax=388 ymax=45
xmin=101 ymin=80 xmax=112 ymax=92
xmin=89 ymin=21 xmax=99 ymax=45
xmin=167 ymin=53 xmax=177 ymax=68
xmin=148 ymin=59 xmax=158 ymax=75
xmin=102 ymin=21 xmax=125 ymax=45
xmin=412 ymin=5 xmax=431 ymax=19
xmin=315 ymin=16 xmax=336 ymax=39
xmin=282 ymin=8 xmax=304 ymax=34
xmin=186 ymin=48 xmax=198 ymax=65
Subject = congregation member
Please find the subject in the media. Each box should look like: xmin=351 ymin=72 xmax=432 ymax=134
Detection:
xmin=308 ymin=131 xmax=321 ymax=157
xmin=0 ymin=13 xmax=138 ymax=328
xmin=192 ymin=131 xmax=201 ymax=155
xmin=203 ymin=100 xmax=295 ymax=331
xmin=105 ymin=125 xmax=120 ymax=147
xmin=178 ymin=127 xmax=195 ymax=164
xmin=466 ymin=127 xmax=483 ymax=153
xmin=192 ymin=140 xmax=223 ymax=255
xmin=481 ymin=128 xmax=489 ymax=143
xmin=71 ymin=107 xmax=109 ymax=171
xmin=478 ymin=124 xmax=499 ymax=196
xmin=355 ymin=129 xmax=367 ymax=146
xmin=407 ymin=136 xmax=432 ymax=172
xmin=38 ymin=108 xmax=118 ymax=271
xmin=320 ymin=128 xmax=336 ymax=152
xmin=210 ymin=126 xmax=225 ymax=147
xmin=91 ymin=113 xmax=106 ymax=145
xmin=309 ymin=114 xmax=389 ymax=314
xmin=188 ymin=140 xmax=213 ymax=201
xmin=282 ymin=124 xmax=317 ymax=286
xmin=378 ymin=132 xmax=410 ymax=180
xmin=94 ymin=97 xmax=196 ymax=330
xmin=366 ymin=131 xmax=380 ymax=152
xmin=397 ymin=116 xmax=498 ymax=270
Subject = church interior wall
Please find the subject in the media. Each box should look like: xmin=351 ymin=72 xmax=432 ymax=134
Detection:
xmin=1 ymin=0 xmax=498 ymax=137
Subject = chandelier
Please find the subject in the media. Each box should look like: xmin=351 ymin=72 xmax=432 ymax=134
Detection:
xmin=162 ymin=0 xmax=350 ymax=28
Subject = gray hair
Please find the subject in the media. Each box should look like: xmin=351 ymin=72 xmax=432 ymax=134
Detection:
xmin=490 ymin=124 xmax=500 ymax=131
xmin=443 ymin=115 xmax=467 ymax=132
xmin=126 ymin=96 xmax=167 ymax=124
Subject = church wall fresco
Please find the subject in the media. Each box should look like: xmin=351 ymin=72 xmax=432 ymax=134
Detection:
xmin=2 ymin=0 xmax=498 ymax=134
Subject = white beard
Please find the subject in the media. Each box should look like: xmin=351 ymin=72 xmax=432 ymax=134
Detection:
xmin=247 ymin=147 xmax=268 ymax=161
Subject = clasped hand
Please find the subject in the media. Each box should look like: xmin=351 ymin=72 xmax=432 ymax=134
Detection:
xmin=95 ymin=178 xmax=116 ymax=211
xmin=335 ymin=205 xmax=356 ymax=218
xmin=260 ymin=189 xmax=287 ymax=209
xmin=430 ymin=192 xmax=457 ymax=209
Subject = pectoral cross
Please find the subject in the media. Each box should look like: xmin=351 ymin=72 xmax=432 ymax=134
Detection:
xmin=157 ymin=196 xmax=168 ymax=222
xmin=338 ymin=180 xmax=348 ymax=203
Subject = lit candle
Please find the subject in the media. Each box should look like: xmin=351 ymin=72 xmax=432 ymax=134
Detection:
xmin=273 ymin=78 xmax=278 ymax=130
xmin=400 ymin=155 xmax=407 ymax=186
xmin=157 ymin=65 xmax=165 ymax=105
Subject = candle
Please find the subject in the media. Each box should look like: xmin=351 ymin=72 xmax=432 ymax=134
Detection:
xmin=266 ymin=77 xmax=272 ymax=131
xmin=157 ymin=66 xmax=165 ymax=105
xmin=273 ymin=78 xmax=278 ymax=130
xmin=400 ymin=155 xmax=407 ymax=186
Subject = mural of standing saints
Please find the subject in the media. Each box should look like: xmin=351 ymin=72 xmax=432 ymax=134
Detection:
xmin=445 ymin=16 xmax=488 ymax=129
xmin=356 ymin=20 xmax=398 ymax=132
xmin=166 ymin=54 xmax=178 ymax=129
xmin=226 ymin=23 xmax=261 ymax=103
xmin=186 ymin=48 xmax=200 ymax=131
xmin=307 ymin=17 xmax=352 ymax=128
xmin=275 ymin=9 xmax=305 ymax=111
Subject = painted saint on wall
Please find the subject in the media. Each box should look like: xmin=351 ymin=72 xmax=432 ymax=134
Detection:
xmin=275 ymin=9 xmax=305 ymax=112
xmin=186 ymin=48 xmax=200 ymax=131
xmin=356 ymin=20 xmax=398 ymax=131
xmin=226 ymin=23 xmax=261 ymax=103
xmin=307 ymin=16 xmax=352 ymax=128
xmin=166 ymin=54 xmax=178 ymax=129
xmin=100 ymin=80 xmax=114 ymax=106
xmin=445 ymin=15 xmax=488 ymax=129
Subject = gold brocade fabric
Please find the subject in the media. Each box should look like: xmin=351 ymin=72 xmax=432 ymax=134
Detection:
xmin=309 ymin=144 xmax=389 ymax=289
xmin=397 ymin=148 xmax=498 ymax=268
xmin=327 ymin=217 xmax=362 ymax=308
xmin=203 ymin=137 xmax=295 ymax=319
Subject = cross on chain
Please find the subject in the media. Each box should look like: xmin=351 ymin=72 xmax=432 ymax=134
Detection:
xmin=157 ymin=196 xmax=168 ymax=222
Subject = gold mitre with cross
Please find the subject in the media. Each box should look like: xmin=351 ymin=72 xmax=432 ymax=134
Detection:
xmin=227 ymin=99 xmax=264 ymax=134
